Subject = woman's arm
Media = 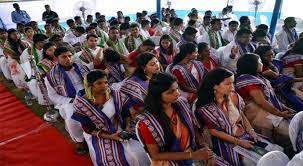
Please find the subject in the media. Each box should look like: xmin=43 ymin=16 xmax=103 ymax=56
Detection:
xmin=248 ymin=89 xmax=292 ymax=118
xmin=294 ymin=64 xmax=303 ymax=78
xmin=209 ymin=129 xmax=254 ymax=149
xmin=261 ymin=70 xmax=279 ymax=79
xmin=145 ymin=144 xmax=213 ymax=161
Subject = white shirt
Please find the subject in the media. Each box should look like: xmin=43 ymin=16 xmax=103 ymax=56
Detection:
xmin=63 ymin=33 xmax=86 ymax=46
xmin=45 ymin=67 xmax=84 ymax=106
xmin=275 ymin=29 xmax=298 ymax=52
xmin=140 ymin=29 xmax=150 ymax=39
xmin=222 ymin=29 xmax=237 ymax=43
xmin=20 ymin=47 xmax=43 ymax=64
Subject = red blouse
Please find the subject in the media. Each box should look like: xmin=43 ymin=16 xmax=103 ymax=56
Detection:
xmin=237 ymin=84 xmax=262 ymax=100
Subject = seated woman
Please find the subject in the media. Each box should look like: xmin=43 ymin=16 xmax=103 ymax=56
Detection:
xmin=195 ymin=67 xmax=259 ymax=165
xmin=281 ymin=38 xmax=303 ymax=77
xmin=137 ymin=72 xmax=230 ymax=165
xmin=197 ymin=42 xmax=221 ymax=71
xmin=171 ymin=43 xmax=206 ymax=104
xmin=37 ymin=42 xmax=57 ymax=74
xmin=155 ymin=34 xmax=176 ymax=69
xmin=120 ymin=52 xmax=160 ymax=131
xmin=72 ymin=70 xmax=150 ymax=166
xmin=103 ymin=49 xmax=126 ymax=84
xmin=255 ymin=45 xmax=303 ymax=111
xmin=235 ymin=53 xmax=294 ymax=145
xmin=289 ymin=111 xmax=303 ymax=153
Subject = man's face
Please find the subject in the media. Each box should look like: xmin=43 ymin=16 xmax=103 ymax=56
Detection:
xmin=130 ymin=27 xmax=139 ymax=37
xmin=87 ymin=37 xmax=98 ymax=48
xmin=13 ymin=4 xmax=20 ymax=10
xmin=45 ymin=25 xmax=52 ymax=32
xmin=58 ymin=51 xmax=73 ymax=67
xmin=213 ymin=21 xmax=222 ymax=31
xmin=45 ymin=6 xmax=50 ymax=11
xmin=238 ymin=34 xmax=252 ymax=45
xmin=229 ymin=24 xmax=238 ymax=32
xmin=0 ymin=31 xmax=8 ymax=40
xmin=109 ymin=29 xmax=120 ymax=41
xmin=87 ymin=17 xmax=93 ymax=23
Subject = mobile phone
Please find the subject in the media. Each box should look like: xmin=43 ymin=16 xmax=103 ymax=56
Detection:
xmin=254 ymin=141 xmax=268 ymax=148
xmin=119 ymin=131 xmax=133 ymax=140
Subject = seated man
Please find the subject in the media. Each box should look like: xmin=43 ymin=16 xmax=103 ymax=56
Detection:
xmin=63 ymin=26 xmax=86 ymax=51
xmin=74 ymin=34 xmax=103 ymax=70
xmin=221 ymin=28 xmax=256 ymax=73
xmin=45 ymin=46 xmax=89 ymax=154
xmin=122 ymin=23 xmax=146 ymax=52
xmin=275 ymin=17 xmax=299 ymax=52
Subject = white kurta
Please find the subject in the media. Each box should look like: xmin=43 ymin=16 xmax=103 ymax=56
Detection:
xmin=63 ymin=33 xmax=86 ymax=46
xmin=104 ymin=40 xmax=129 ymax=56
xmin=20 ymin=47 xmax=43 ymax=64
xmin=221 ymin=41 xmax=240 ymax=73
xmin=45 ymin=68 xmax=85 ymax=142
xmin=222 ymin=29 xmax=237 ymax=43
xmin=275 ymin=29 xmax=298 ymax=52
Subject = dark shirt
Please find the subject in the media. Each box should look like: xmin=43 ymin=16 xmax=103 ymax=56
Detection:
xmin=42 ymin=11 xmax=58 ymax=24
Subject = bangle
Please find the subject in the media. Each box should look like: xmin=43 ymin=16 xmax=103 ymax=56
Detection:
xmin=96 ymin=131 xmax=101 ymax=138
xmin=234 ymin=137 xmax=238 ymax=145
xmin=189 ymin=151 xmax=192 ymax=159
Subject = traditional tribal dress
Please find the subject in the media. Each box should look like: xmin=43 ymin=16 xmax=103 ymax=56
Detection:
xmin=195 ymin=92 xmax=251 ymax=166
xmin=172 ymin=60 xmax=206 ymax=104
xmin=105 ymin=63 xmax=126 ymax=84
xmin=72 ymin=89 xmax=149 ymax=166
xmin=138 ymin=98 xmax=231 ymax=166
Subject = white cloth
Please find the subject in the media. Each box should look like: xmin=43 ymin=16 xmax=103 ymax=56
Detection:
xmin=287 ymin=151 xmax=303 ymax=166
xmin=63 ymin=33 xmax=86 ymax=46
xmin=104 ymin=40 xmax=129 ymax=56
xmin=0 ymin=54 xmax=12 ymax=80
xmin=44 ymin=69 xmax=84 ymax=142
xmin=222 ymin=29 xmax=237 ymax=43
xmin=275 ymin=29 xmax=298 ymax=52
xmin=198 ymin=24 xmax=210 ymax=36
xmin=221 ymin=41 xmax=240 ymax=73
xmin=7 ymin=57 xmax=27 ymax=89
xmin=120 ymin=36 xmax=145 ymax=51
xmin=74 ymin=46 xmax=102 ymax=70
xmin=257 ymin=151 xmax=289 ymax=166
xmin=20 ymin=48 xmax=43 ymax=64
xmin=140 ymin=29 xmax=150 ymax=39
xmin=289 ymin=111 xmax=303 ymax=151
xmin=197 ymin=31 xmax=223 ymax=49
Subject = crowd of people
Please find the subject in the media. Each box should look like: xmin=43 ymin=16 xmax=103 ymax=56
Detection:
xmin=1 ymin=2 xmax=303 ymax=166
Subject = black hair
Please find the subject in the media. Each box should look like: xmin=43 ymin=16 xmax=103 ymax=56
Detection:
xmin=16 ymin=23 xmax=25 ymax=28
xmin=86 ymin=70 xmax=107 ymax=84
xmin=124 ymin=16 xmax=130 ymax=21
xmin=196 ymin=67 xmax=234 ymax=107
xmin=173 ymin=18 xmax=183 ymax=26
xmin=188 ymin=19 xmax=197 ymax=26
xmin=49 ymin=34 xmax=62 ymax=42
xmin=173 ymin=42 xmax=197 ymax=65
xmin=42 ymin=42 xmax=56 ymax=60
xmin=197 ymin=42 xmax=209 ymax=54
xmin=109 ymin=26 xmax=119 ymax=32
xmin=89 ymin=23 xmax=98 ymax=28
xmin=7 ymin=28 xmax=26 ymax=56
xmin=25 ymin=26 xmax=33 ymax=32
xmin=66 ymin=19 xmax=74 ymax=27
xmin=252 ymin=29 xmax=267 ymax=41
xmin=141 ymin=20 xmax=151 ymax=28
xmin=75 ymin=26 xmax=85 ymax=34
xmin=236 ymin=53 xmax=260 ymax=76
xmin=130 ymin=23 xmax=139 ymax=29
xmin=229 ymin=20 xmax=239 ymax=26
xmin=109 ymin=19 xmax=119 ymax=26
xmin=44 ymin=24 xmax=51 ymax=28
xmin=54 ymin=46 xmax=70 ymax=57
xmin=256 ymin=24 xmax=269 ymax=31
xmin=85 ymin=26 xmax=96 ymax=33
xmin=236 ymin=28 xmax=252 ymax=38
xmin=254 ymin=45 xmax=276 ymax=71
xmin=74 ymin=16 xmax=81 ymax=21
xmin=144 ymin=72 xmax=180 ymax=150
xmin=33 ymin=34 xmax=48 ymax=45
xmin=151 ymin=18 xmax=160 ymax=28
xmin=86 ymin=34 xmax=98 ymax=40
xmin=142 ymin=39 xmax=156 ymax=47
xmin=120 ymin=23 xmax=130 ymax=30
xmin=104 ymin=49 xmax=121 ymax=63
xmin=132 ymin=52 xmax=156 ymax=81
xmin=239 ymin=16 xmax=250 ymax=24
xmin=0 ymin=28 xmax=6 ymax=32
xmin=210 ymin=18 xmax=221 ymax=25
xmin=159 ymin=34 xmax=173 ymax=55
xmin=87 ymin=15 xmax=93 ymax=19
xmin=183 ymin=26 xmax=198 ymax=35
xmin=136 ymin=12 xmax=143 ymax=19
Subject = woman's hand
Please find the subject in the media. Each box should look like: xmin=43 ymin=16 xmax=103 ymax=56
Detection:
xmin=249 ymin=130 xmax=260 ymax=142
xmin=192 ymin=148 xmax=214 ymax=160
xmin=279 ymin=110 xmax=294 ymax=119
xmin=109 ymin=132 xmax=123 ymax=142
xmin=238 ymin=139 xmax=254 ymax=149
